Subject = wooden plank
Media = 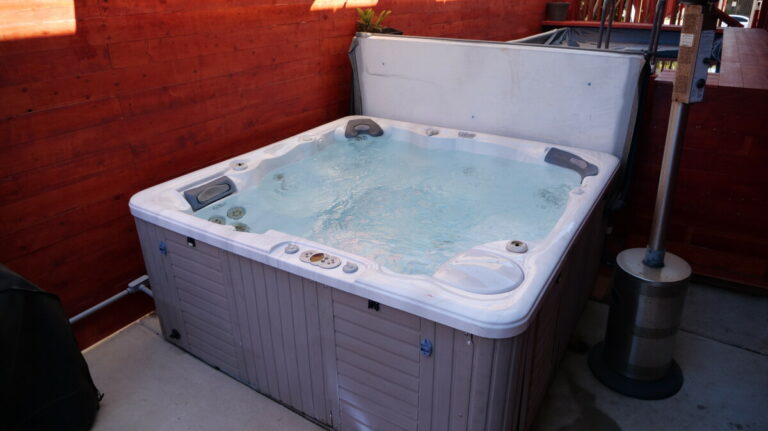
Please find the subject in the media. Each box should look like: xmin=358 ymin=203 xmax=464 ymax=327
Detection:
xmin=431 ymin=325 xmax=454 ymax=431
xmin=340 ymin=402 xmax=409 ymax=431
xmin=168 ymin=252 xmax=226 ymax=285
xmin=333 ymin=317 xmax=419 ymax=360
xmin=230 ymin=255 xmax=265 ymax=390
xmin=302 ymin=278 xmax=328 ymax=420
xmin=276 ymin=269 xmax=303 ymax=409
xmin=338 ymin=378 xmax=418 ymax=423
xmin=175 ymin=279 xmax=229 ymax=311
xmin=336 ymin=347 xmax=419 ymax=392
xmin=448 ymin=332 xmax=473 ymax=431
xmin=317 ymin=284 xmax=339 ymax=426
xmin=332 ymin=289 xmax=421 ymax=329
xmin=334 ymin=332 xmax=420 ymax=377
xmin=182 ymin=322 xmax=239 ymax=361
xmin=248 ymin=260 xmax=282 ymax=397
xmin=485 ymin=339 xmax=514 ymax=431
xmin=288 ymin=273 xmax=314 ymax=414
xmin=467 ymin=337 xmax=495 ymax=430
xmin=262 ymin=265 xmax=292 ymax=403
xmin=135 ymin=220 xmax=180 ymax=341
xmin=337 ymin=360 xmax=419 ymax=406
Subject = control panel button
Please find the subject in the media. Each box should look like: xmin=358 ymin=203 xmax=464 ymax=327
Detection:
xmin=299 ymin=250 xmax=316 ymax=263
xmin=298 ymin=250 xmax=341 ymax=269
xmin=284 ymin=244 xmax=299 ymax=254
xmin=342 ymin=262 xmax=358 ymax=273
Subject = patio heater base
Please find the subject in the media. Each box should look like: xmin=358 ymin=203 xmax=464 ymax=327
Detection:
xmin=589 ymin=341 xmax=683 ymax=400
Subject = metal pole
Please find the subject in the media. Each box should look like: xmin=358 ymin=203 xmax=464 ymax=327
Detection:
xmin=647 ymin=0 xmax=669 ymax=74
xmin=597 ymin=0 xmax=610 ymax=48
xmin=643 ymin=102 xmax=689 ymax=267
xmin=590 ymin=1 xmax=713 ymax=401
xmin=68 ymin=275 xmax=153 ymax=325
xmin=69 ymin=289 xmax=133 ymax=325
xmin=605 ymin=0 xmax=617 ymax=49
xmin=138 ymin=284 xmax=154 ymax=298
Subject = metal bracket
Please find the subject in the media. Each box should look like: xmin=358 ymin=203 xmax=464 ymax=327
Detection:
xmin=420 ymin=339 xmax=433 ymax=357
xmin=159 ymin=241 xmax=168 ymax=256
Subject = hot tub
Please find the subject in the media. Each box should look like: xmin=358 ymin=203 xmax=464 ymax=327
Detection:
xmin=131 ymin=116 xmax=618 ymax=431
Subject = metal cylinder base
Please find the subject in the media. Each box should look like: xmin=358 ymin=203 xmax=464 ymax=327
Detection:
xmin=589 ymin=341 xmax=683 ymax=400
xmin=590 ymin=248 xmax=691 ymax=399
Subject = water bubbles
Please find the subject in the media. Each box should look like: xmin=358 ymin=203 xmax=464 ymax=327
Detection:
xmin=192 ymin=136 xmax=579 ymax=275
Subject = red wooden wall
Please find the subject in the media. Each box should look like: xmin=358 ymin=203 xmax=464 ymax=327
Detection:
xmin=0 ymin=0 xmax=554 ymax=348
xmin=611 ymin=79 xmax=768 ymax=290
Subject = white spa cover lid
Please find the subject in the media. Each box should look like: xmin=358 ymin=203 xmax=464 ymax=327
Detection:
xmin=350 ymin=34 xmax=645 ymax=161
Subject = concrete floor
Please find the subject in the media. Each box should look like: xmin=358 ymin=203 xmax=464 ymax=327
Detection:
xmin=532 ymin=283 xmax=768 ymax=431
xmin=85 ymin=316 xmax=323 ymax=431
xmin=84 ymin=282 xmax=768 ymax=431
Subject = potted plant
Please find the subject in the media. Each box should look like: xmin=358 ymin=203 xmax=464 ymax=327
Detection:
xmin=356 ymin=8 xmax=403 ymax=35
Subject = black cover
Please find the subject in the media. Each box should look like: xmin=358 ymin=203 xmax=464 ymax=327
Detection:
xmin=0 ymin=265 xmax=101 ymax=431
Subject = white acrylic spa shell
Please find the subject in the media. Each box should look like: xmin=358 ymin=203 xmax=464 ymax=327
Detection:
xmin=130 ymin=116 xmax=619 ymax=338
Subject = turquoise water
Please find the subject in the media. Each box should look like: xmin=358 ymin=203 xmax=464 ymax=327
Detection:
xmin=195 ymin=136 xmax=581 ymax=275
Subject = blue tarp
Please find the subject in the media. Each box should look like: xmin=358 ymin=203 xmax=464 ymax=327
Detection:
xmin=512 ymin=27 xmax=722 ymax=63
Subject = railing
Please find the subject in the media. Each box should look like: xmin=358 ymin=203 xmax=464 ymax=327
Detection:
xmin=572 ymin=0 xmax=745 ymax=27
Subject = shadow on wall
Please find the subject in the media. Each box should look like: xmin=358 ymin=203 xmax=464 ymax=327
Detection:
xmin=0 ymin=0 xmax=552 ymax=348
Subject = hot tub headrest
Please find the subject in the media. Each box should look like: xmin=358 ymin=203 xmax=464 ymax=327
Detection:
xmin=545 ymin=148 xmax=598 ymax=180
xmin=183 ymin=176 xmax=236 ymax=211
xmin=345 ymin=118 xmax=384 ymax=138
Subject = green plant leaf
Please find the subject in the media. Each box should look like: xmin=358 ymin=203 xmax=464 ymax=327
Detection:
xmin=374 ymin=10 xmax=391 ymax=29
xmin=355 ymin=8 xmax=391 ymax=33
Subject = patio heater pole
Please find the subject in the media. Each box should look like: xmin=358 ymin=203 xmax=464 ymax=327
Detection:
xmin=589 ymin=1 xmax=716 ymax=400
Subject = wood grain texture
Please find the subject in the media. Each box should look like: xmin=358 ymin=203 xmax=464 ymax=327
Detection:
xmin=611 ymin=76 xmax=768 ymax=290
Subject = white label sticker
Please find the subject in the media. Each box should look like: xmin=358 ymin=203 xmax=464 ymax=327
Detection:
xmin=680 ymin=33 xmax=694 ymax=47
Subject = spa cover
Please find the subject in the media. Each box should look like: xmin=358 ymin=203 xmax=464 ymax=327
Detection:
xmin=513 ymin=27 xmax=721 ymax=61
xmin=350 ymin=34 xmax=645 ymax=160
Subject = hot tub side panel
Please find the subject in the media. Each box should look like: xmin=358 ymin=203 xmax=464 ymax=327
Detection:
xmin=329 ymin=289 xmax=528 ymax=431
xmin=227 ymin=252 xmax=340 ymax=425
xmin=517 ymin=202 xmax=604 ymax=430
xmin=135 ymin=220 xmax=252 ymax=383
xmin=134 ymin=201 xmax=604 ymax=431
xmin=136 ymin=218 xmax=340 ymax=426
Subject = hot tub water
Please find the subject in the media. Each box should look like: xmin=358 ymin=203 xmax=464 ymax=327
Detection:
xmin=194 ymin=135 xmax=581 ymax=275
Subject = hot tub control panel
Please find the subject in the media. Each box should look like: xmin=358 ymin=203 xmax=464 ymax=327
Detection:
xmin=285 ymin=244 xmax=358 ymax=272
xmin=298 ymin=249 xmax=343 ymax=270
